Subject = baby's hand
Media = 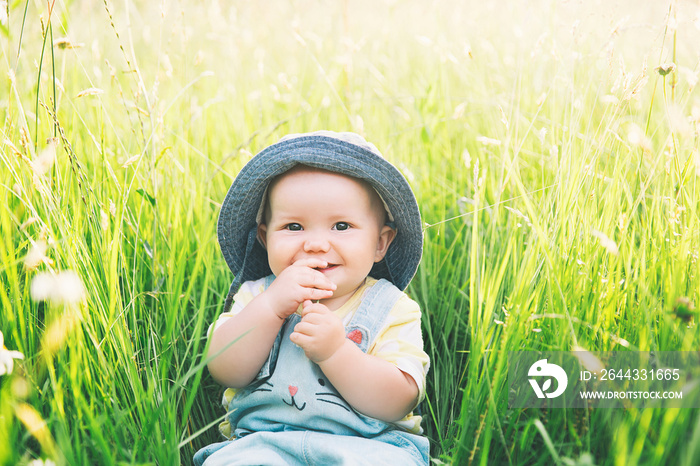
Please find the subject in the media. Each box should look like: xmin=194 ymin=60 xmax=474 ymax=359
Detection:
xmin=290 ymin=300 xmax=346 ymax=363
xmin=262 ymin=258 xmax=336 ymax=320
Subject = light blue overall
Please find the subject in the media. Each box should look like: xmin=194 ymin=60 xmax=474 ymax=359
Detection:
xmin=194 ymin=276 xmax=429 ymax=465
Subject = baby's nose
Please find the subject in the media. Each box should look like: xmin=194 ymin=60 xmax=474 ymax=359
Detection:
xmin=303 ymin=235 xmax=330 ymax=252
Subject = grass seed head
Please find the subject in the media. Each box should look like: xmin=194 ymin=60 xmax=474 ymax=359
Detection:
xmin=617 ymin=212 xmax=628 ymax=232
xmin=462 ymin=148 xmax=471 ymax=169
xmin=24 ymin=240 xmax=52 ymax=271
xmin=53 ymin=37 xmax=84 ymax=49
xmin=76 ymin=88 xmax=104 ymax=98
xmin=476 ymin=136 xmax=501 ymax=146
xmin=452 ymin=101 xmax=468 ymax=119
xmin=656 ymin=63 xmax=676 ymax=76
xmin=19 ymin=126 xmax=31 ymax=155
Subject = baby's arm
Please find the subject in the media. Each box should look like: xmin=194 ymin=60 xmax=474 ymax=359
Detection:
xmin=207 ymin=259 xmax=336 ymax=388
xmin=291 ymin=301 xmax=419 ymax=422
xmin=322 ymin=340 xmax=419 ymax=422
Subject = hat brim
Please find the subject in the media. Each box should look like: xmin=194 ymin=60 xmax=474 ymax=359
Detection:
xmin=217 ymin=134 xmax=423 ymax=291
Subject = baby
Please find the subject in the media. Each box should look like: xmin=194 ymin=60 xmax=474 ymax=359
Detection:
xmin=195 ymin=131 xmax=430 ymax=465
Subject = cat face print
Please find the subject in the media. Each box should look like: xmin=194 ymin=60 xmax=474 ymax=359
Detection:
xmin=250 ymin=372 xmax=351 ymax=414
xmin=227 ymin=315 xmax=390 ymax=438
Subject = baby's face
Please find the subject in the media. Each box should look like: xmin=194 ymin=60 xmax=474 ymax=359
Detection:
xmin=257 ymin=167 xmax=395 ymax=310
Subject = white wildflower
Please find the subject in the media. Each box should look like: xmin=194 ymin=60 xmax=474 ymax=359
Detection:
xmin=30 ymin=270 xmax=85 ymax=305
xmin=398 ymin=163 xmax=415 ymax=184
xmin=600 ymin=95 xmax=619 ymax=105
xmin=667 ymin=104 xmax=692 ymax=136
xmin=0 ymin=330 xmax=25 ymax=377
xmin=31 ymin=139 xmax=58 ymax=176
xmin=591 ymin=229 xmax=619 ymax=255
xmin=0 ymin=1 xmax=7 ymax=27
xmin=352 ymin=115 xmax=364 ymax=134
xmin=573 ymin=345 xmax=605 ymax=373
xmin=27 ymin=459 xmax=56 ymax=466
xmin=24 ymin=240 xmax=52 ymax=271
xmin=626 ymin=123 xmax=652 ymax=153
xmin=679 ymin=66 xmax=698 ymax=90
xmin=615 ymin=337 xmax=630 ymax=348
xmin=161 ymin=53 xmax=173 ymax=78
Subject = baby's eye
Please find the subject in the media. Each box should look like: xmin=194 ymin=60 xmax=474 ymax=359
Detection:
xmin=285 ymin=223 xmax=303 ymax=231
xmin=333 ymin=222 xmax=350 ymax=231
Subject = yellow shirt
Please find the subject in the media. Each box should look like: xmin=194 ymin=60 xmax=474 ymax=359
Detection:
xmin=210 ymin=276 xmax=430 ymax=436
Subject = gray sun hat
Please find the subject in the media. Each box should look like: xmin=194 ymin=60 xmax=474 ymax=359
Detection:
xmin=218 ymin=131 xmax=423 ymax=310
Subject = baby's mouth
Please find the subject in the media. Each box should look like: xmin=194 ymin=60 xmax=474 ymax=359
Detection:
xmin=316 ymin=264 xmax=339 ymax=272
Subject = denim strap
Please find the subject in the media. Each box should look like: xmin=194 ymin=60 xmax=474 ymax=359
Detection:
xmin=344 ymin=279 xmax=402 ymax=353
xmin=223 ymin=227 xmax=259 ymax=313
xmin=253 ymin=274 xmax=280 ymax=381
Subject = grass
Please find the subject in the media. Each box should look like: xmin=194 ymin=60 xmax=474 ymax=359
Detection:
xmin=1 ymin=0 xmax=699 ymax=464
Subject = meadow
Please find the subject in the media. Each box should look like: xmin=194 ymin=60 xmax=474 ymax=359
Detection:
xmin=1 ymin=0 xmax=699 ymax=464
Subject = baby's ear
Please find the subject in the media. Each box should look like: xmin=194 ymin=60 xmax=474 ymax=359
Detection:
xmin=256 ymin=223 xmax=268 ymax=249
xmin=374 ymin=225 xmax=396 ymax=262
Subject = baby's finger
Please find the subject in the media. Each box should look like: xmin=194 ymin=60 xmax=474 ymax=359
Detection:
xmin=302 ymin=287 xmax=334 ymax=302
xmin=290 ymin=259 xmax=336 ymax=289
xmin=299 ymin=269 xmax=336 ymax=292
xmin=301 ymin=300 xmax=329 ymax=317
xmin=293 ymin=320 xmax=314 ymax=336
xmin=301 ymin=300 xmax=313 ymax=317
xmin=290 ymin=330 xmax=311 ymax=348
xmin=293 ymin=257 xmax=328 ymax=270
xmin=301 ymin=299 xmax=317 ymax=313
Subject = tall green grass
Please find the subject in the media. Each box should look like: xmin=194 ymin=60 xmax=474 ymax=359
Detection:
xmin=1 ymin=0 xmax=699 ymax=464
